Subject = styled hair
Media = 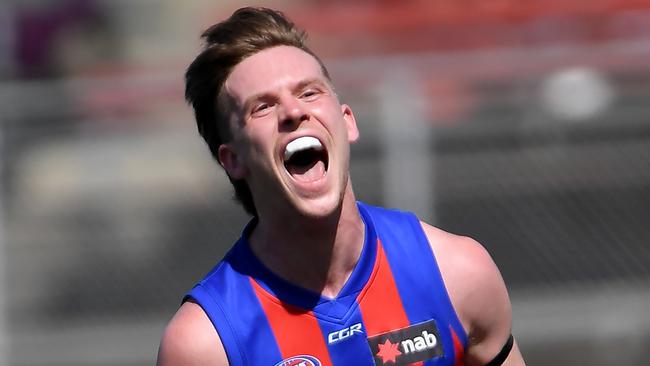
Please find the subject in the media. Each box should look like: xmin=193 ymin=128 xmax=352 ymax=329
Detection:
xmin=185 ymin=7 xmax=330 ymax=216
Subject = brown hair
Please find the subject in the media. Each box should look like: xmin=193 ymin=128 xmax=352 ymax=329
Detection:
xmin=185 ymin=7 xmax=330 ymax=216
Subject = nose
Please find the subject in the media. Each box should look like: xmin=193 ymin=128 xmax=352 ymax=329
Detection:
xmin=278 ymin=95 xmax=308 ymax=128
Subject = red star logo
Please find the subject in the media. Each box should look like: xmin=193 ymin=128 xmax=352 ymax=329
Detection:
xmin=376 ymin=339 xmax=402 ymax=364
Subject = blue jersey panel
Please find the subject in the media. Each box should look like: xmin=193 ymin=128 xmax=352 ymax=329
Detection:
xmin=317 ymin=310 xmax=375 ymax=366
xmin=186 ymin=240 xmax=284 ymax=365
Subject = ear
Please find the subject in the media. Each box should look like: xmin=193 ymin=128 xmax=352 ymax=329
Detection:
xmin=341 ymin=104 xmax=360 ymax=143
xmin=218 ymin=144 xmax=247 ymax=180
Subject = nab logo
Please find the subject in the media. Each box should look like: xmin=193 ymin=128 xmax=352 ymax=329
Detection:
xmin=328 ymin=323 xmax=364 ymax=344
xmin=274 ymin=355 xmax=321 ymax=366
xmin=367 ymin=320 xmax=444 ymax=366
xmin=401 ymin=330 xmax=438 ymax=354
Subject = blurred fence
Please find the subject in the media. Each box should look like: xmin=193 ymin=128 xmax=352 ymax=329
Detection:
xmin=2 ymin=1 xmax=650 ymax=365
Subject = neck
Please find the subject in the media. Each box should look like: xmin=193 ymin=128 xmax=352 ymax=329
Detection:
xmin=249 ymin=186 xmax=365 ymax=298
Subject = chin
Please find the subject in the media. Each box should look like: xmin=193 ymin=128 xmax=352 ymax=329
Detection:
xmin=290 ymin=192 xmax=344 ymax=220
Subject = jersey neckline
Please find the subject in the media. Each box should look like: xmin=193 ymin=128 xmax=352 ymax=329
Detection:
xmin=232 ymin=202 xmax=378 ymax=321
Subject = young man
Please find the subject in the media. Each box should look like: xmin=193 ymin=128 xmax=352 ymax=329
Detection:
xmin=158 ymin=7 xmax=525 ymax=366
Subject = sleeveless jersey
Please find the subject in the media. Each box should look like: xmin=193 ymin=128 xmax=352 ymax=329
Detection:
xmin=185 ymin=202 xmax=468 ymax=366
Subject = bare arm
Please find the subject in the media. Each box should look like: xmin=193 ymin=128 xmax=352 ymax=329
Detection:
xmin=420 ymin=222 xmax=525 ymax=366
xmin=157 ymin=300 xmax=230 ymax=366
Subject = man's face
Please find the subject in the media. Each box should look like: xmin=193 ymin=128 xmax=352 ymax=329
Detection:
xmin=218 ymin=45 xmax=359 ymax=219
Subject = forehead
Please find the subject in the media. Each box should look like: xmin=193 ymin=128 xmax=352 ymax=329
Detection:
xmin=224 ymin=45 xmax=327 ymax=102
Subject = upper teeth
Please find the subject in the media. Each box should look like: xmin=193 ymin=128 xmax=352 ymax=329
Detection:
xmin=284 ymin=136 xmax=323 ymax=161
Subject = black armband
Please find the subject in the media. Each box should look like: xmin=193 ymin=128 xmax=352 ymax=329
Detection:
xmin=485 ymin=334 xmax=514 ymax=366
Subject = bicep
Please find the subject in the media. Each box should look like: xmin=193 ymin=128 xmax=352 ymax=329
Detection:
xmin=460 ymin=242 xmax=513 ymax=365
xmin=157 ymin=301 xmax=229 ymax=366
xmin=420 ymin=222 xmax=525 ymax=365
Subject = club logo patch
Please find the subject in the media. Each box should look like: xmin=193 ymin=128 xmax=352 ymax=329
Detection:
xmin=274 ymin=355 xmax=321 ymax=366
xmin=367 ymin=320 xmax=444 ymax=365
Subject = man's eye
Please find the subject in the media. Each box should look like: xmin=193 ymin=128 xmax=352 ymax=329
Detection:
xmin=300 ymin=89 xmax=319 ymax=100
xmin=252 ymin=103 xmax=272 ymax=114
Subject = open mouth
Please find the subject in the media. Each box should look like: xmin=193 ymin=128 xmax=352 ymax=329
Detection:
xmin=283 ymin=136 xmax=329 ymax=183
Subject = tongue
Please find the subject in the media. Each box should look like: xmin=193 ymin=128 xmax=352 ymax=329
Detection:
xmin=287 ymin=160 xmax=326 ymax=183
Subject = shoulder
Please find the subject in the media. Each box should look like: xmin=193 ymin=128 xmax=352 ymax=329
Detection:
xmin=419 ymin=222 xmax=501 ymax=295
xmin=419 ymin=221 xmax=523 ymax=365
xmin=157 ymin=300 xmax=229 ymax=366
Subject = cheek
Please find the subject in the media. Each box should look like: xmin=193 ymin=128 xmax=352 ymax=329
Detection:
xmin=312 ymin=104 xmax=342 ymax=129
xmin=242 ymin=124 xmax=277 ymax=157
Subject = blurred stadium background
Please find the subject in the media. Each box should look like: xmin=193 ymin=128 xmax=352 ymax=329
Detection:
xmin=1 ymin=0 xmax=650 ymax=365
